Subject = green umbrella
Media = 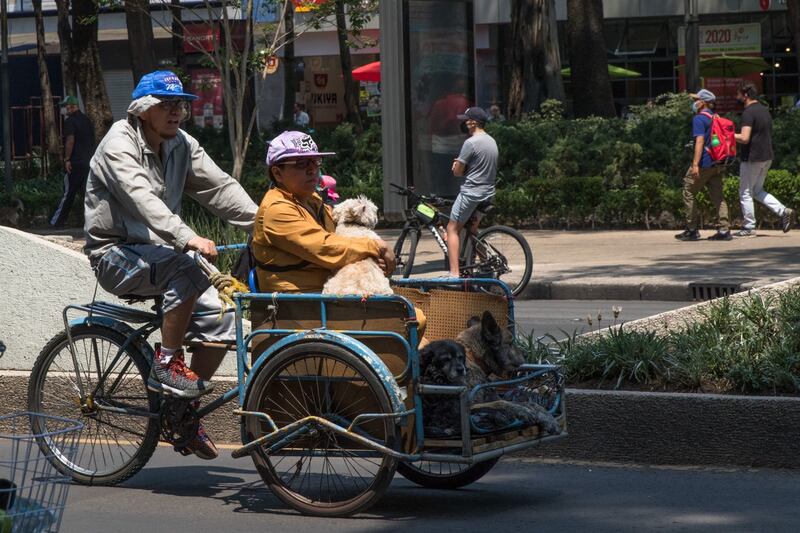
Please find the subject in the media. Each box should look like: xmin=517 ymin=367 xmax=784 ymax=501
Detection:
xmin=676 ymin=55 xmax=770 ymax=78
xmin=561 ymin=65 xmax=642 ymax=79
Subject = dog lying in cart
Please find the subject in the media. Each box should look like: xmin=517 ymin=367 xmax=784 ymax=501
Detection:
xmin=236 ymin=276 xmax=567 ymax=516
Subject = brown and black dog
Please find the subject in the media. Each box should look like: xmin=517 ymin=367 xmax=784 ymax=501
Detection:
xmin=419 ymin=311 xmax=560 ymax=437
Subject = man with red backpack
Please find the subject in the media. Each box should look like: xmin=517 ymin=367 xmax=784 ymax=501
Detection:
xmin=675 ymin=89 xmax=732 ymax=241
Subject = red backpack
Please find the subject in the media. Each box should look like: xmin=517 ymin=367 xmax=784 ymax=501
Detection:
xmin=700 ymin=110 xmax=736 ymax=163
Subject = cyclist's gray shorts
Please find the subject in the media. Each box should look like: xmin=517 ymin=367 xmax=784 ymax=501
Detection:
xmin=93 ymin=244 xmax=236 ymax=342
xmin=449 ymin=193 xmax=493 ymax=224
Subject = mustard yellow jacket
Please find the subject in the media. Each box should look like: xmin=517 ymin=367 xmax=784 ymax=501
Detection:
xmin=252 ymin=186 xmax=381 ymax=293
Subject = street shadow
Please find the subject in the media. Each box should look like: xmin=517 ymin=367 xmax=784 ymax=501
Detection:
xmin=119 ymin=464 xmax=557 ymax=520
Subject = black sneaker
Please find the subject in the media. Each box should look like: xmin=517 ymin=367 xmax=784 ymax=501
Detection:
xmin=147 ymin=350 xmax=214 ymax=399
xmin=675 ymin=229 xmax=701 ymax=241
xmin=781 ymin=208 xmax=795 ymax=233
xmin=708 ymin=230 xmax=732 ymax=241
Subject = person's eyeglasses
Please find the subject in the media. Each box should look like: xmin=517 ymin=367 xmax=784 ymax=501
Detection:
xmin=279 ymin=158 xmax=323 ymax=170
xmin=157 ymin=99 xmax=190 ymax=114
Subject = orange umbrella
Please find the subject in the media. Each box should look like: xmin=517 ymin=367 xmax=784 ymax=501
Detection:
xmin=352 ymin=61 xmax=381 ymax=82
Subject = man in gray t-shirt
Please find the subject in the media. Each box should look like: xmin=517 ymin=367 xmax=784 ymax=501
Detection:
xmin=446 ymin=106 xmax=499 ymax=277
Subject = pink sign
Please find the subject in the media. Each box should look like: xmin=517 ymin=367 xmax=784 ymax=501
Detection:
xmin=190 ymin=69 xmax=224 ymax=129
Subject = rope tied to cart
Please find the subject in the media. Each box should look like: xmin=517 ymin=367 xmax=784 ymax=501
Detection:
xmin=194 ymin=255 xmax=249 ymax=319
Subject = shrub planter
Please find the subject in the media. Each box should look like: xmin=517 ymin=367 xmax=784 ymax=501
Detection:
xmin=521 ymin=388 xmax=800 ymax=469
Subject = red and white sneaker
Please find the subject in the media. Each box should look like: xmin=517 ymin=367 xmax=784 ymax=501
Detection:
xmin=180 ymin=421 xmax=219 ymax=460
xmin=147 ymin=349 xmax=214 ymax=398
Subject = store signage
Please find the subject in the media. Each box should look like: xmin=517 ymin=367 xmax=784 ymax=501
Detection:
xmin=191 ymin=69 xmax=224 ymax=129
xmin=314 ymin=73 xmax=328 ymax=88
xmin=265 ymin=56 xmax=280 ymax=75
xmin=309 ymin=93 xmax=338 ymax=105
xmin=293 ymin=0 xmax=326 ymax=12
xmin=678 ymin=23 xmax=761 ymax=55
xmin=183 ymin=23 xmax=219 ymax=53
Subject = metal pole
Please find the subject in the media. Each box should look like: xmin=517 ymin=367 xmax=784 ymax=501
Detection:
xmin=1 ymin=0 xmax=12 ymax=192
xmin=380 ymin=0 xmax=407 ymax=222
xmin=684 ymin=0 xmax=700 ymax=92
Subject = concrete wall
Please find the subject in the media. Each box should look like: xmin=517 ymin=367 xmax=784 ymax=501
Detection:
xmin=0 ymin=227 xmax=240 ymax=375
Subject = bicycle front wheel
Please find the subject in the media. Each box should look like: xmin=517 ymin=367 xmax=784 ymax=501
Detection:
xmin=468 ymin=225 xmax=533 ymax=297
xmin=393 ymin=225 xmax=419 ymax=278
xmin=28 ymin=325 xmax=160 ymax=485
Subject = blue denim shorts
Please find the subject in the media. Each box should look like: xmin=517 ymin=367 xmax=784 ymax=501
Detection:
xmin=449 ymin=193 xmax=493 ymax=224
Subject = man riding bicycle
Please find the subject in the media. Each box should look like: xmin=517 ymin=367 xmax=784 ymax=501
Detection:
xmin=447 ymin=107 xmax=498 ymax=277
xmin=83 ymin=71 xmax=258 ymax=459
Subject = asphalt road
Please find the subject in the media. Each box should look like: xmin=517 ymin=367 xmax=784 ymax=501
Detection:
xmin=513 ymin=299 xmax=691 ymax=339
xmin=55 ymin=447 xmax=800 ymax=533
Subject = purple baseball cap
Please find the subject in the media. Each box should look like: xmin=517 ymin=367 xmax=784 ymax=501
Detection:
xmin=266 ymin=131 xmax=336 ymax=166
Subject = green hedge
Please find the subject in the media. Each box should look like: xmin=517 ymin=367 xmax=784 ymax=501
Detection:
xmin=522 ymin=288 xmax=800 ymax=395
xmin=7 ymin=93 xmax=800 ymax=230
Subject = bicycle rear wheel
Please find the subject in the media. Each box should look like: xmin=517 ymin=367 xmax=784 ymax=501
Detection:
xmin=393 ymin=225 xmax=419 ymax=278
xmin=468 ymin=225 xmax=533 ymax=297
xmin=397 ymin=455 xmax=498 ymax=489
xmin=28 ymin=325 xmax=160 ymax=485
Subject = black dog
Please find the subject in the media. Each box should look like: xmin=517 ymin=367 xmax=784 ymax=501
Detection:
xmin=419 ymin=340 xmax=468 ymax=437
xmin=419 ymin=313 xmax=561 ymax=437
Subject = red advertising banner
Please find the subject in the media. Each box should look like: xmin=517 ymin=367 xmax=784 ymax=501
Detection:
xmin=183 ymin=23 xmax=220 ymax=53
xmin=190 ymin=69 xmax=224 ymax=129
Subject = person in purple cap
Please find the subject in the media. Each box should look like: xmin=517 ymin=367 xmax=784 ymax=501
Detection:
xmin=83 ymin=70 xmax=258 ymax=460
xmin=250 ymin=131 xmax=395 ymax=293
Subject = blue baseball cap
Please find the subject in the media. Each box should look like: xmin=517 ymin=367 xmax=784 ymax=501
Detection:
xmin=131 ymin=71 xmax=197 ymax=101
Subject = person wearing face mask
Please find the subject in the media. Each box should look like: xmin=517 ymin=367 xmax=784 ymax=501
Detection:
xmin=733 ymin=81 xmax=794 ymax=237
xmin=675 ymin=89 xmax=731 ymax=241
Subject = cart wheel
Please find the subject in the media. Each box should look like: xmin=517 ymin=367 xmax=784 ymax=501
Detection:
xmin=397 ymin=455 xmax=499 ymax=489
xmin=27 ymin=325 xmax=160 ymax=486
xmin=244 ymin=342 xmax=399 ymax=517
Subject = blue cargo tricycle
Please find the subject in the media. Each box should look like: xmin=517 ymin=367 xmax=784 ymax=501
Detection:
xmin=27 ymin=251 xmax=566 ymax=517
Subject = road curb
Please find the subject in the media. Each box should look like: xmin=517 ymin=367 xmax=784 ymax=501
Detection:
xmin=521 ymin=389 xmax=800 ymax=469
xmin=6 ymin=374 xmax=797 ymax=469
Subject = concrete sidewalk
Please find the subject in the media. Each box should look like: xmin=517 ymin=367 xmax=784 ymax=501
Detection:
xmin=377 ymin=228 xmax=800 ymax=301
xmin=25 ymin=226 xmax=800 ymax=301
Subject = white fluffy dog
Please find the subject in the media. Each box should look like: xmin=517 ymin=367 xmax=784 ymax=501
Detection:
xmin=322 ymin=196 xmax=393 ymax=296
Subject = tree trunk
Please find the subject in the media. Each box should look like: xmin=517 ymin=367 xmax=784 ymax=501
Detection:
xmin=507 ymin=0 xmax=564 ymax=120
xmin=787 ymin=0 xmax=800 ymax=93
xmin=72 ymin=0 xmax=113 ymax=141
xmin=334 ymin=0 xmax=363 ymax=131
xmin=282 ymin=2 xmax=296 ymax=122
xmin=54 ymin=0 xmax=77 ymax=99
xmin=170 ymin=0 xmax=186 ymax=74
xmin=32 ymin=0 xmax=61 ymax=168
xmin=123 ymin=0 xmax=157 ymax=84
xmin=566 ymin=0 xmax=615 ymax=117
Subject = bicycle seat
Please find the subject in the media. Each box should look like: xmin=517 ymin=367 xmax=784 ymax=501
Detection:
xmin=476 ymin=199 xmax=495 ymax=216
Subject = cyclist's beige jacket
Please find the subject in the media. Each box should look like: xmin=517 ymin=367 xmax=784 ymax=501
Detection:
xmin=83 ymin=117 xmax=257 ymax=263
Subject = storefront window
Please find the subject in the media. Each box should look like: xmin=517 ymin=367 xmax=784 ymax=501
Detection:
xmin=405 ymin=0 xmax=474 ymax=197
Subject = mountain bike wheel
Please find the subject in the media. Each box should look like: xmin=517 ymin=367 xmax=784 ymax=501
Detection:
xmin=244 ymin=342 xmax=399 ymax=517
xmin=393 ymin=225 xmax=419 ymax=278
xmin=468 ymin=225 xmax=533 ymax=297
xmin=28 ymin=325 xmax=160 ymax=485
